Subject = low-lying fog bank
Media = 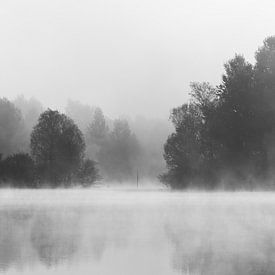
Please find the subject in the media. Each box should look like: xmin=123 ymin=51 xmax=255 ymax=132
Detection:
xmin=1 ymin=189 xmax=275 ymax=275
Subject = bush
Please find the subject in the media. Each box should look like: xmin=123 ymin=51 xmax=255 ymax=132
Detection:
xmin=0 ymin=153 xmax=36 ymax=187
xmin=78 ymin=159 xmax=101 ymax=187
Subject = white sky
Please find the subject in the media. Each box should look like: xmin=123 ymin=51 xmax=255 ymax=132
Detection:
xmin=0 ymin=0 xmax=274 ymax=119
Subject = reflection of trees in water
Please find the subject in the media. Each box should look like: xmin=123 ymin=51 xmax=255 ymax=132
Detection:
xmin=165 ymin=221 xmax=214 ymax=274
xmin=30 ymin=211 xmax=80 ymax=267
xmin=165 ymin=205 xmax=275 ymax=275
xmin=0 ymin=209 xmax=34 ymax=271
xmin=0 ymin=205 xmax=134 ymax=272
xmin=79 ymin=206 xmax=133 ymax=261
xmin=30 ymin=206 xmax=134 ymax=265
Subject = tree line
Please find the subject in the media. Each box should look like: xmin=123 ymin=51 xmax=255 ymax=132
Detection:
xmin=0 ymin=107 xmax=100 ymax=187
xmin=0 ymin=97 xmax=168 ymax=187
xmin=0 ymin=102 xmax=139 ymax=187
xmin=161 ymin=36 xmax=275 ymax=189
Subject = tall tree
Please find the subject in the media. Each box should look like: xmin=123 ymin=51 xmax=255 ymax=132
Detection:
xmin=65 ymin=100 xmax=95 ymax=132
xmin=86 ymin=107 xmax=109 ymax=160
xmin=254 ymin=36 xmax=275 ymax=176
xmin=78 ymin=159 xmax=101 ymax=186
xmin=98 ymin=119 xmax=140 ymax=182
xmin=160 ymin=103 xmax=205 ymax=188
xmin=161 ymin=37 xmax=275 ymax=189
xmin=255 ymin=36 xmax=275 ymax=90
xmin=0 ymin=98 xmax=28 ymax=156
xmin=212 ymin=55 xmax=258 ymax=171
xmin=87 ymin=107 xmax=109 ymax=144
xmin=30 ymin=109 xmax=85 ymax=186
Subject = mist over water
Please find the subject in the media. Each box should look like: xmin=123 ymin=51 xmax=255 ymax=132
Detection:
xmin=1 ymin=189 xmax=275 ymax=275
xmin=1 ymin=0 xmax=275 ymax=273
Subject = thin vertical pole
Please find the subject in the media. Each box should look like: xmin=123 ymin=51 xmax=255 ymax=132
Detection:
xmin=137 ymin=169 xmax=139 ymax=188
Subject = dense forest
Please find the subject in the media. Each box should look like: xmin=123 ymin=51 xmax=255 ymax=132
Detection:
xmin=161 ymin=36 xmax=275 ymax=189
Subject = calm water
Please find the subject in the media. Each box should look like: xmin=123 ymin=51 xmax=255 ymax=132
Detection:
xmin=0 ymin=189 xmax=275 ymax=275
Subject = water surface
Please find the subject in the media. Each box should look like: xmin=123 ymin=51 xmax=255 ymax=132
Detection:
xmin=0 ymin=189 xmax=274 ymax=275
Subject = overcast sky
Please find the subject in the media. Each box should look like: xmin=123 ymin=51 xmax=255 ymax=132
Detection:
xmin=0 ymin=0 xmax=274 ymax=119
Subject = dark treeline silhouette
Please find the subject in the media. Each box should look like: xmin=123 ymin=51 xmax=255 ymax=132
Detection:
xmin=161 ymin=36 xmax=275 ymax=189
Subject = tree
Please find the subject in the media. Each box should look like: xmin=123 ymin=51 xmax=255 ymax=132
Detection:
xmin=0 ymin=153 xmax=35 ymax=187
xmin=161 ymin=58 xmax=259 ymax=188
xmin=254 ymin=36 xmax=275 ymax=177
xmin=13 ymin=95 xmax=44 ymax=135
xmin=85 ymin=107 xmax=109 ymax=160
xmin=255 ymin=36 xmax=275 ymax=90
xmin=98 ymin=119 xmax=140 ymax=182
xmin=0 ymin=98 xmax=28 ymax=156
xmin=30 ymin=109 xmax=85 ymax=186
xmin=161 ymin=37 xmax=275 ymax=189
xmin=211 ymin=55 xmax=260 ymax=176
xmin=77 ymin=159 xmax=101 ymax=186
xmin=65 ymin=100 xmax=95 ymax=132
xmin=87 ymin=107 xmax=109 ymax=146
xmin=160 ymin=103 xmax=205 ymax=188
xmin=189 ymin=82 xmax=217 ymax=115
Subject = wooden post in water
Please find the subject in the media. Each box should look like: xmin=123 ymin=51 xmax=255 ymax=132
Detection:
xmin=137 ymin=169 xmax=139 ymax=188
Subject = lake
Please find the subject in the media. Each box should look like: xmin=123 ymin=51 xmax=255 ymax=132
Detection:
xmin=0 ymin=189 xmax=274 ymax=275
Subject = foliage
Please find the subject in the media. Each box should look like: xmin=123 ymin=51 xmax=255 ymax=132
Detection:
xmin=13 ymin=95 xmax=44 ymax=133
xmin=0 ymin=153 xmax=35 ymax=187
xmin=30 ymin=109 xmax=86 ymax=186
xmin=162 ymin=36 xmax=275 ymax=189
xmin=87 ymin=107 xmax=109 ymax=146
xmin=65 ymin=100 xmax=95 ymax=132
xmin=97 ymin=119 xmax=140 ymax=181
xmin=77 ymin=159 xmax=101 ymax=186
xmin=0 ymin=98 xmax=28 ymax=156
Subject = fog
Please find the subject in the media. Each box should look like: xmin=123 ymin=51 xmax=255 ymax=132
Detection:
xmin=1 ymin=0 xmax=275 ymax=187
xmin=1 ymin=0 xmax=275 ymax=119
xmin=1 ymin=0 xmax=275 ymax=273
xmin=1 ymin=189 xmax=275 ymax=275
xmin=0 ymin=96 xmax=170 ymax=183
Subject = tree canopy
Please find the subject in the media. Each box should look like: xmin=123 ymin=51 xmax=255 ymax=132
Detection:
xmin=30 ymin=109 xmax=86 ymax=185
xmin=97 ymin=119 xmax=140 ymax=182
xmin=161 ymin=36 xmax=275 ymax=189
xmin=0 ymin=98 xmax=28 ymax=156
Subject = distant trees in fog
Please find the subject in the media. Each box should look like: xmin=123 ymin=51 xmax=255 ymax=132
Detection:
xmin=0 ymin=98 xmax=28 ymax=156
xmin=13 ymin=95 xmax=44 ymax=137
xmin=97 ymin=119 xmax=140 ymax=181
xmin=85 ymin=107 xmax=109 ymax=160
xmin=86 ymin=109 xmax=140 ymax=181
xmin=0 ymin=94 xmax=168 ymax=187
xmin=161 ymin=36 xmax=275 ymax=189
xmin=65 ymin=99 xmax=95 ymax=132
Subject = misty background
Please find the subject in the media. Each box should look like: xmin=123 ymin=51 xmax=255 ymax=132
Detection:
xmin=0 ymin=96 xmax=171 ymax=183
xmin=1 ymin=0 xmax=275 ymax=187
xmin=1 ymin=0 xmax=275 ymax=118
xmin=2 ymin=2 xmax=275 ymax=274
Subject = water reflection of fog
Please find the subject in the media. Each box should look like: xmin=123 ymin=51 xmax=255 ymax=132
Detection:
xmin=0 ymin=204 xmax=134 ymax=272
xmin=165 ymin=201 xmax=275 ymax=275
xmin=1 ymin=191 xmax=275 ymax=274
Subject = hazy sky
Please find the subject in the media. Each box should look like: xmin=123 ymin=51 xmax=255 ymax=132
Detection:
xmin=0 ymin=0 xmax=274 ymax=119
